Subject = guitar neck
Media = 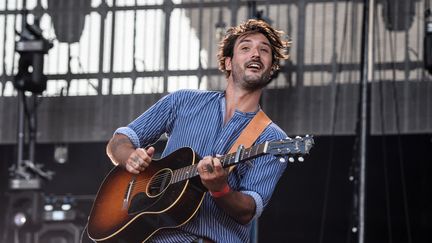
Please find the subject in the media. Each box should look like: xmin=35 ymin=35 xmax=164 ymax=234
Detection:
xmin=170 ymin=142 xmax=268 ymax=184
xmin=220 ymin=142 xmax=268 ymax=167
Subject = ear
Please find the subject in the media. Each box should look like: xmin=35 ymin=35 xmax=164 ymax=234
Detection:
xmin=225 ymin=57 xmax=232 ymax=71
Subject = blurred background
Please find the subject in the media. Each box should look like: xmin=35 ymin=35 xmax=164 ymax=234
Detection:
xmin=0 ymin=0 xmax=431 ymax=242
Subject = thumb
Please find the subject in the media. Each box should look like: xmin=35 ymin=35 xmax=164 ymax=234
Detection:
xmin=146 ymin=146 xmax=155 ymax=157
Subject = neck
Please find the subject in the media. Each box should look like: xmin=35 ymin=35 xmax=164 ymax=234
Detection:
xmin=224 ymin=79 xmax=262 ymax=124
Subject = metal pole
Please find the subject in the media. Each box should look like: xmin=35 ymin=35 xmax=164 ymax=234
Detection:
xmin=28 ymin=94 xmax=37 ymax=163
xmin=17 ymin=90 xmax=25 ymax=167
xmin=358 ymin=0 xmax=374 ymax=242
xmin=16 ymin=4 xmax=28 ymax=167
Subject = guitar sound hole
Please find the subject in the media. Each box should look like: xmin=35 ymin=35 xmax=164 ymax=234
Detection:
xmin=147 ymin=168 xmax=172 ymax=198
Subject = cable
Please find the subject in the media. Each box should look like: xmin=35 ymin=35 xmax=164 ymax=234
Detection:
xmin=388 ymin=5 xmax=413 ymax=242
xmin=318 ymin=1 xmax=351 ymax=243
xmin=0 ymin=193 xmax=13 ymax=243
xmin=375 ymin=5 xmax=393 ymax=242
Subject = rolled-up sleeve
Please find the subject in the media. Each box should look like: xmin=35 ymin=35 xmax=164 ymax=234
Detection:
xmin=113 ymin=92 xmax=178 ymax=148
xmin=114 ymin=126 xmax=141 ymax=148
xmin=241 ymin=190 xmax=264 ymax=220
xmin=236 ymin=126 xmax=288 ymax=222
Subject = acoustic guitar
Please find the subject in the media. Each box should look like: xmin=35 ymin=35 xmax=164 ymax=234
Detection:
xmin=87 ymin=136 xmax=314 ymax=243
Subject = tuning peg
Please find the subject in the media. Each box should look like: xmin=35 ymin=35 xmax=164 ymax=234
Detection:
xmin=279 ymin=157 xmax=286 ymax=163
xmin=288 ymin=157 xmax=295 ymax=163
xmin=295 ymin=135 xmax=301 ymax=139
xmin=298 ymin=156 xmax=304 ymax=162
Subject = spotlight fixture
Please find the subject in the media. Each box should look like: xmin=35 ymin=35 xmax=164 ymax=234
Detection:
xmin=381 ymin=0 xmax=415 ymax=31
xmin=13 ymin=212 xmax=27 ymax=227
xmin=54 ymin=145 xmax=68 ymax=164
xmin=215 ymin=8 xmax=226 ymax=41
xmin=47 ymin=0 xmax=91 ymax=43
xmin=14 ymin=18 xmax=53 ymax=93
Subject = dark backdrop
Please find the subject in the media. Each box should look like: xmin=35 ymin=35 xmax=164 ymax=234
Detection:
xmin=1 ymin=135 xmax=431 ymax=243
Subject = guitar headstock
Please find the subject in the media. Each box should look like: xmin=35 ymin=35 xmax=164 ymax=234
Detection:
xmin=266 ymin=135 xmax=314 ymax=162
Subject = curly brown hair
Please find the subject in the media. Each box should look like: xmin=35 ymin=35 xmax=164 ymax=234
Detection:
xmin=217 ymin=19 xmax=290 ymax=78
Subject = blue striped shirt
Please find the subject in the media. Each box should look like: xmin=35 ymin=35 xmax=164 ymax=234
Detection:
xmin=115 ymin=89 xmax=288 ymax=243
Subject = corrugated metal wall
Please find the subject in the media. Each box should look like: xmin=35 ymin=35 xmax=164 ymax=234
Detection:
xmin=0 ymin=0 xmax=431 ymax=144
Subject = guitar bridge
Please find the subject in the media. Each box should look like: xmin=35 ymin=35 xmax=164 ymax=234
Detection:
xmin=122 ymin=177 xmax=136 ymax=210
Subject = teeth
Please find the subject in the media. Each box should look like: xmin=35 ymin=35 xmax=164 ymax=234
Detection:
xmin=248 ymin=63 xmax=261 ymax=69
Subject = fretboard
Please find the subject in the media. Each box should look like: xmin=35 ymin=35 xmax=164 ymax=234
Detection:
xmin=170 ymin=142 xmax=268 ymax=184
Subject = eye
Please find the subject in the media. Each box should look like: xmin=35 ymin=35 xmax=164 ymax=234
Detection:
xmin=261 ymin=48 xmax=270 ymax=53
xmin=241 ymin=46 xmax=250 ymax=51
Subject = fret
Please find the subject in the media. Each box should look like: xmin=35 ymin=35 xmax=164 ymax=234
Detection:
xmin=254 ymin=144 xmax=260 ymax=156
xmin=219 ymin=156 xmax=224 ymax=166
xmin=241 ymin=147 xmax=249 ymax=161
xmin=173 ymin=168 xmax=182 ymax=183
xmin=248 ymin=146 xmax=254 ymax=156
xmin=254 ymin=144 xmax=260 ymax=155
xmin=224 ymin=154 xmax=231 ymax=167
xmin=179 ymin=167 xmax=186 ymax=181
xmin=191 ymin=165 xmax=198 ymax=176
xmin=170 ymin=142 xmax=275 ymax=184
xmin=172 ymin=169 xmax=178 ymax=183
xmin=185 ymin=165 xmax=196 ymax=180
xmin=171 ymin=164 xmax=197 ymax=184
xmin=258 ymin=144 xmax=264 ymax=154
xmin=172 ymin=170 xmax=178 ymax=184
xmin=239 ymin=144 xmax=263 ymax=162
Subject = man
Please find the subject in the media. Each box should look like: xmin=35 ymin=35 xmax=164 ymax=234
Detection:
xmin=106 ymin=19 xmax=290 ymax=242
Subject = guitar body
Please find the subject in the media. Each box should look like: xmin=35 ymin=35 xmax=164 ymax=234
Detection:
xmin=87 ymin=147 xmax=206 ymax=243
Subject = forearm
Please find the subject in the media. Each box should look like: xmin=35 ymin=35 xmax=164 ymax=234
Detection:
xmin=197 ymin=157 xmax=257 ymax=224
xmin=212 ymin=190 xmax=256 ymax=225
xmin=106 ymin=134 xmax=136 ymax=167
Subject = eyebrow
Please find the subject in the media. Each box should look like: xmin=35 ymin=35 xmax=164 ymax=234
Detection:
xmin=238 ymin=38 xmax=271 ymax=48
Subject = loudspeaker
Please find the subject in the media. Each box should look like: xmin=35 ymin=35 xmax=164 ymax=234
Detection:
xmin=1 ymin=191 xmax=43 ymax=243
xmin=7 ymin=191 xmax=43 ymax=228
xmin=34 ymin=222 xmax=82 ymax=243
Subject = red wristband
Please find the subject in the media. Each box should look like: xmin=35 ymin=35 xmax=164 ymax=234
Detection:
xmin=209 ymin=184 xmax=231 ymax=198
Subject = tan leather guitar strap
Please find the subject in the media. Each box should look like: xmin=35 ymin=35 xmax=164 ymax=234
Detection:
xmin=228 ymin=110 xmax=272 ymax=172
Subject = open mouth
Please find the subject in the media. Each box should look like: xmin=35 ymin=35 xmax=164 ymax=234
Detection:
xmin=246 ymin=62 xmax=263 ymax=71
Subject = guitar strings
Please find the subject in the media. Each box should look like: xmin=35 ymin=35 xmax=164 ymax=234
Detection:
xmin=133 ymin=171 xmax=182 ymax=187
xmin=129 ymin=166 xmax=198 ymax=191
xmin=129 ymin=157 xmax=228 ymax=191
xmin=128 ymin=154 xmax=240 ymax=192
xmin=130 ymin=146 xmax=266 ymax=191
xmin=125 ymin=143 xmax=299 ymax=194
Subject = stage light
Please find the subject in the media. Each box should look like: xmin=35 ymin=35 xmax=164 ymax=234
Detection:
xmin=13 ymin=212 xmax=27 ymax=227
xmin=61 ymin=203 xmax=72 ymax=211
xmin=44 ymin=204 xmax=54 ymax=211
xmin=47 ymin=0 xmax=90 ymax=43
xmin=42 ymin=195 xmax=77 ymax=222
xmin=14 ymin=18 xmax=53 ymax=94
xmin=215 ymin=8 xmax=226 ymax=41
xmin=54 ymin=145 xmax=68 ymax=164
xmin=381 ymin=0 xmax=415 ymax=31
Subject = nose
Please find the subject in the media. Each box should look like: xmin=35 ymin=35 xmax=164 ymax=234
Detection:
xmin=251 ymin=46 xmax=261 ymax=59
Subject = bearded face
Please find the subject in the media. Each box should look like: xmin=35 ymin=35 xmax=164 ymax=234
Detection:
xmin=231 ymin=58 xmax=273 ymax=91
xmin=226 ymin=33 xmax=274 ymax=91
